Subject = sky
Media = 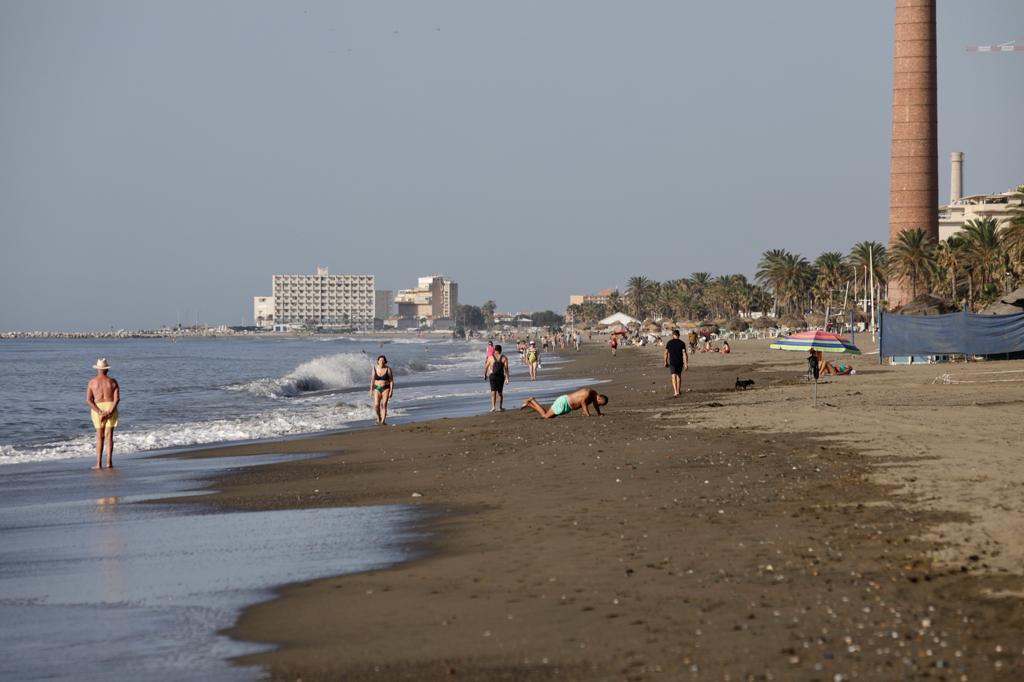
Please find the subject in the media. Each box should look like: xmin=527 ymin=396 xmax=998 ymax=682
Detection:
xmin=1 ymin=1 xmax=1022 ymax=330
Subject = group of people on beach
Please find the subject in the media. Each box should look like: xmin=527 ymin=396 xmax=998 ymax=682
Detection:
xmin=482 ymin=337 xmax=607 ymax=418
xmin=79 ymin=330 xmax=640 ymax=469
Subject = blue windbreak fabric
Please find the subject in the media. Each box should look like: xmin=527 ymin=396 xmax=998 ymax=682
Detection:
xmin=880 ymin=311 xmax=1024 ymax=356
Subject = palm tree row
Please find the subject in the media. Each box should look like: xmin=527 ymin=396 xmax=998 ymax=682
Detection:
xmin=566 ymin=210 xmax=1023 ymax=327
xmin=890 ymin=213 xmax=1024 ymax=309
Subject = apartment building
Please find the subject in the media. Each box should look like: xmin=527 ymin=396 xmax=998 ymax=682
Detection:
xmin=269 ymin=266 xmax=374 ymax=330
xmin=395 ymin=275 xmax=458 ymax=322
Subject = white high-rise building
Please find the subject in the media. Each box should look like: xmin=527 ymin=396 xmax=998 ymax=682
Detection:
xmin=253 ymin=296 xmax=275 ymax=329
xmin=271 ymin=267 xmax=374 ymax=330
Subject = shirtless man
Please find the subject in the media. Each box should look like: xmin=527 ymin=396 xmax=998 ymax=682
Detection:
xmin=85 ymin=358 xmax=120 ymax=469
xmin=520 ymin=387 xmax=607 ymax=419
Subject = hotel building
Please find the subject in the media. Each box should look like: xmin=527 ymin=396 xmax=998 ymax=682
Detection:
xmin=568 ymin=288 xmax=618 ymax=306
xmin=395 ymin=275 xmax=458 ymax=323
xmin=268 ymin=267 xmax=374 ymax=330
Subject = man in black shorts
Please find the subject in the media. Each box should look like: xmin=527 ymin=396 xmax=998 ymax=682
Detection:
xmin=484 ymin=344 xmax=511 ymax=412
xmin=663 ymin=329 xmax=689 ymax=397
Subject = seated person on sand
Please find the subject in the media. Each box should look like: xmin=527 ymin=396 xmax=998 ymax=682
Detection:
xmin=520 ymin=387 xmax=608 ymax=419
xmin=819 ymin=358 xmax=839 ymax=376
xmin=722 ymin=341 xmax=730 ymax=354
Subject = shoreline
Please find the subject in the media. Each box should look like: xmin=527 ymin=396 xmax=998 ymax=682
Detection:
xmin=179 ymin=340 xmax=1024 ymax=680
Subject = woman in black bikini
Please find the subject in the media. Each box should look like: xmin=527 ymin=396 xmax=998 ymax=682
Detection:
xmin=369 ymin=355 xmax=394 ymax=425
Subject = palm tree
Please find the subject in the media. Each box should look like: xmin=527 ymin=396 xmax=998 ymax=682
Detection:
xmin=624 ymin=276 xmax=655 ymax=319
xmin=960 ymin=217 xmax=1004 ymax=300
xmin=1002 ymin=205 xmax=1024 ymax=285
xmin=757 ymin=250 xmax=811 ymax=315
xmin=606 ymin=290 xmax=623 ymax=314
xmin=481 ymin=300 xmax=497 ymax=329
xmin=755 ymin=250 xmax=788 ymax=316
xmin=777 ymin=252 xmax=814 ymax=314
xmin=846 ymin=241 xmax=887 ymax=306
xmin=656 ymin=279 xmax=684 ymax=319
xmin=813 ymin=252 xmax=846 ymax=313
xmin=934 ymin=235 xmax=966 ymax=306
xmin=888 ymin=229 xmax=935 ymax=300
xmin=685 ymin=273 xmax=712 ymax=319
xmin=565 ymin=304 xmax=583 ymax=327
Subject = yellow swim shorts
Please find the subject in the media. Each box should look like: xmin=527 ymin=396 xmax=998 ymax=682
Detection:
xmin=91 ymin=401 xmax=118 ymax=430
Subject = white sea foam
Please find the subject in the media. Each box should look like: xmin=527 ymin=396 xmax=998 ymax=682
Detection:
xmin=0 ymin=403 xmax=378 ymax=465
xmin=227 ymin=350 xmax=484 ymax=399
xmin=227 ymin=353 xmax=376 ymax=398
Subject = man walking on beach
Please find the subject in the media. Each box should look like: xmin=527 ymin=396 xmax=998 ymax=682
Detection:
xmin=520 ymin=387 xmax=607 ymax=419
xmin=86 ymin=358 xmax=120 ymax=469
xmin=484 ymin=344 xmax=511 ymax=412
xmin=664 ymin=329 xmax=689 ymax=397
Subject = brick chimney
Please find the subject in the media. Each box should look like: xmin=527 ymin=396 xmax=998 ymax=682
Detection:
xmin=888 ymin=0 xmax=938 ymax=307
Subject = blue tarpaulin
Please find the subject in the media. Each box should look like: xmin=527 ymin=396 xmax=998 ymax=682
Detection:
xmin=880 ymin=311 xmax=1024 ymax=357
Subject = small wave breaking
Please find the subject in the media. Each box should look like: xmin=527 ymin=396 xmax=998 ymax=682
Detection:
xmin=0 ymin=402 xmax=379 ymax=465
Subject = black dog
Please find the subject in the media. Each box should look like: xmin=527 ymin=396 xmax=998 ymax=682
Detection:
xmin=734 ymin=377 xmax=755 ymax=390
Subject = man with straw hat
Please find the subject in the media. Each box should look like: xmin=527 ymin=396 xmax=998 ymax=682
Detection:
xmin=86 ymin=358 xmax=120 ymax=469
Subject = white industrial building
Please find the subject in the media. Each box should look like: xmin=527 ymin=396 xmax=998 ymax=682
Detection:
xmin=939 ymin=151 xmax=1023 ymax=240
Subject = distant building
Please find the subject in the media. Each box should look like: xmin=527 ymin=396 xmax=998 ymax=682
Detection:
xmin=270 ymin=266 xmax=374 ymax=330
xmin=374 ymin=290 xmax=394 ymax=320
xmin=395 ymin=275 xmax=458 ymax=325
xmin=939 ymin=190 xmax=1023 ymax=241
xmin=938 ymin=152 xmax=1023 ymax=240
xmin=253 ymin=296 xmax=275 ymax=329
xmin=568 ymin=288 xmax=618 ymax=306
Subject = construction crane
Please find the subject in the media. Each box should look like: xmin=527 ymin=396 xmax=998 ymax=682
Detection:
xmin=966 ymin=40 xmax=1023 ymax=52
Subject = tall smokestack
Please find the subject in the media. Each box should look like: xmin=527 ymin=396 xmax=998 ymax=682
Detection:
xmin=950 ymin=151 xmax=963 ymax=203
xmin=888 ymin=0 xmax=938 ymax=307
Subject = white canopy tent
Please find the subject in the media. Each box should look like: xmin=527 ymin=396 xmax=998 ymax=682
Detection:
xmin=598 ymin=312 xmax=640 ymax=327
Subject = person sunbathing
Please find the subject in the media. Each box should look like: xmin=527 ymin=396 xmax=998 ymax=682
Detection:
xmin=520 ymin=387 xmax=607 ymax=419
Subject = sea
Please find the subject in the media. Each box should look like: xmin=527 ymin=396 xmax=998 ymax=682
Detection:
xmin=0 ymin=335 xmax=580 ymax=464
xmin=0 ymin=335 xmax=584 ymax=681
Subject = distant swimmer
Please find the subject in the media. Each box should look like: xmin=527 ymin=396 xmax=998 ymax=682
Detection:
xmin=86 ymin=358 xmax=120 ymax=469
xmin=483 ymin=343 xmax=511 ymax=412
xmin=520 ymin=387 xmax=607 ymax=419
xmin=369 ymin=355 xmax=394 ymax=425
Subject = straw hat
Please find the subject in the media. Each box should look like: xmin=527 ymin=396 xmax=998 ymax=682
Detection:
xmin=93 ymin=357 xmax=111 ymax=370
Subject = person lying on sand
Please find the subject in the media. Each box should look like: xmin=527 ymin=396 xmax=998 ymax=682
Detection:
xmin=520 ymin=387 xmax=607 ymax=419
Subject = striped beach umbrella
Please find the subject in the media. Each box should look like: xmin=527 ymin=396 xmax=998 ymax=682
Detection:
xmin=770 ymin=330 xmax=861 ymax=354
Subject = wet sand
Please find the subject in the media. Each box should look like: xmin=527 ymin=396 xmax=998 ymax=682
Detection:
xmin=184 ymin=339 xmax=1024 ymax=680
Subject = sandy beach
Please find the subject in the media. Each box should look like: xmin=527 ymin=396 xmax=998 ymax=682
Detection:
xmin=180 ymin=339 xmax=1024 ymax=681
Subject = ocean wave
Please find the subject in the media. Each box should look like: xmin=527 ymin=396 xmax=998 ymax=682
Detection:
xmin=227 ymin=353 xmax=377 ymax=398
xmin=0 ymin=403 xmax=378 ymax=465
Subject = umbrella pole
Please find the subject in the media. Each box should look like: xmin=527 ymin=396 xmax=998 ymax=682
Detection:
xmin=813 ymin=376 xmax=817 ymax=406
